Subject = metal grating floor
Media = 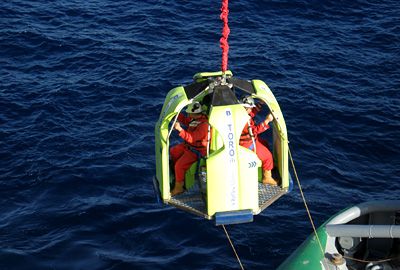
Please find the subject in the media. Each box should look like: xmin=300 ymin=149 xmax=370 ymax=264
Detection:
xmin=167 ymin=182 xmax=287 ymax=219
xmin=168 ymin=185 xmax=209 ymax=219
xmin=258 ymin=183 xmax=287 ymax=213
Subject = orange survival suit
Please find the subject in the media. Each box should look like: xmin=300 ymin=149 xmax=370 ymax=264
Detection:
xmin=170 ymin=113 xmax=209 ymax=183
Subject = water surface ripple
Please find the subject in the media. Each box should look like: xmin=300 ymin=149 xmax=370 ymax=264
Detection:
xmin=0 ymin=0 xmax=399 ymax=269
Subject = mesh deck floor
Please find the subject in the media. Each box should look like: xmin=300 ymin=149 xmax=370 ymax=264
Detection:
xmin=257 ymin=183 xmax=287 ymax=212
xmin=168 ymin=183 xmax=287 ymax=219
xmin=168 ymin=185 xmax=209 ymax=218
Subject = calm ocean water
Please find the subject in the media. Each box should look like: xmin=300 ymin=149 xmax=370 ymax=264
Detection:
xmin=1 ymin=0 xmax=399 ymax=269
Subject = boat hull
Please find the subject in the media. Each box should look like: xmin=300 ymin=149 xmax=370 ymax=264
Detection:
xmin=277 ymin=200 xmax=400 ymax=270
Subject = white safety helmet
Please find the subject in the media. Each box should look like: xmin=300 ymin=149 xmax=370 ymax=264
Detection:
xmin=242 ymin=96 xmax=256 ymax=108
xmin=185 ymin=101 xmax=203 ymax=114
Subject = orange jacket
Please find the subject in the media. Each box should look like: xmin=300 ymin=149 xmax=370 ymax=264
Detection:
xmin=240 ymin=108 xmax=270 ymax=147
xmin=177 ymin=114 xmax=209 ymax=155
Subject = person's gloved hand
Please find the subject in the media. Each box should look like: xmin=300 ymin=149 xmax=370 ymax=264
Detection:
xmin=265 ymin=113 xmax=274 ymax=124
xmin=174 ymin=122 xmax=183 ymax=132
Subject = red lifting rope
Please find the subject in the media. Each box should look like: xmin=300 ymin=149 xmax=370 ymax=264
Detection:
xmin=220 ymin=0 xmax=230 ymax=73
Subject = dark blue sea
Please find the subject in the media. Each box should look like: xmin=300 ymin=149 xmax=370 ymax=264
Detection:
xmin=1 ymin=0 xmax=399 ymax=269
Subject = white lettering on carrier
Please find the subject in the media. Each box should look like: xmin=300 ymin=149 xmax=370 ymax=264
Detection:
xmin=223 ymin=108 xmax=239 ymax=209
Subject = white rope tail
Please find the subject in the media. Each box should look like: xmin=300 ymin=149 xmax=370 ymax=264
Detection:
xmin=222 ymin=225 xmax=245 ymax=270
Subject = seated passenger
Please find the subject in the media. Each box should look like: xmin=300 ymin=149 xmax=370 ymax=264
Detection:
xmin=170 ymin=102 xmax=209 ymax=196
xmin=240 ymin=96 xmax=278 ymax=186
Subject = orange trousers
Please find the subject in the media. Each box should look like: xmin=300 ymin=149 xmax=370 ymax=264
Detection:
xmin=241 ymin=139 xmax=273 ymax=171
xmin=170 ymin=144 xmax=199 ymax=183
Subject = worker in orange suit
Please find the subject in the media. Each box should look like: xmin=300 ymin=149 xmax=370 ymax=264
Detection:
xmin=170 ymin=101 xmax=209 ymax=196
xmin=240 ymin=96 xmax=278 ymax=186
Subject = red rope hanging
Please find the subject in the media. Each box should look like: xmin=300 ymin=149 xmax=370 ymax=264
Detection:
xmin=220 ymin=0 xmax=230 ymax=73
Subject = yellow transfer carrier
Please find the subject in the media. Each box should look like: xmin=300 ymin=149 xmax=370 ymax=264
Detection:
xmin=153 ymin=71 xmax=292 ymax=225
